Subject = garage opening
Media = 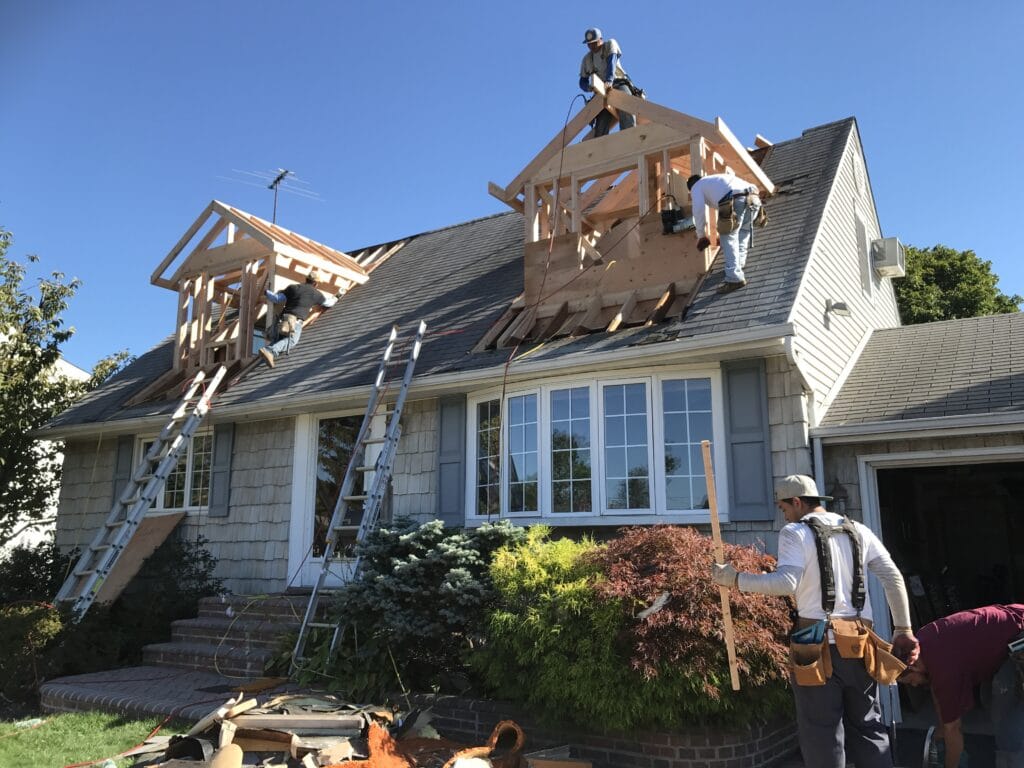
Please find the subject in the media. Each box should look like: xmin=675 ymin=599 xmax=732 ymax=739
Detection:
xmin=875 ymin=460 xmax=1024 ymax=757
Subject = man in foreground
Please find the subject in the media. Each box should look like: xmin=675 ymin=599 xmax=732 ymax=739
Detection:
xmin=713 ymin=474 xmax=918 ymax=767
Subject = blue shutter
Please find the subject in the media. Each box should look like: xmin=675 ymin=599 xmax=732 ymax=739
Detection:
xmin=722 ymin=359 xmax=773 ymax=521
xmin=436 ymin=395 xmax=467 ymax=527
xmin=208 ymin=423 xmax=234 ymax=518
xmin=112 ymin=435 xmax=134 ymax=520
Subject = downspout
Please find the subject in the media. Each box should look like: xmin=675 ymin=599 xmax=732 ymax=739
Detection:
xmin=784 ymin=335 xmax=821 ymax=479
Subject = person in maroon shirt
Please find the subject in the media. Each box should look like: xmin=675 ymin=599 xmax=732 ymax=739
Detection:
xmin=900 ymin=604 xmax=1024 ymax=767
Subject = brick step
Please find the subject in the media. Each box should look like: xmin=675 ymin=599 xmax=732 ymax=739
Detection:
xmin=196 ymin=594 xmax=312 ymax=623
xmin=142 ymin=641 xmax=276 ymax=678
xmin=170 ymin=616 xmax=297 ymax=651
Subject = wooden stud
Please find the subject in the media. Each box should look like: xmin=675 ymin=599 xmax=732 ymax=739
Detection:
xmin=714 ymin=117 xmax=775 ymax=194
xmin=503 ymin=97 xmax=606 ymax=198
xmin=701 ymin=440 xmax=741 ymax=691
xmin=572 ymin=294 xmax=605 ymax=335
xmin=535 ymin=301 xmax=569 ymax=340
xmin=151 ymin=201 xmax=215 ymax=287
xmin=637 ymin=156 xmax=651 ymax=218
xmin=645 ymin=283 xmax=677 ymax=326
xmin=606 ymin=290 xmax=638 ymax=332
xmin=473 ymin=301 xmax=521 ymax=352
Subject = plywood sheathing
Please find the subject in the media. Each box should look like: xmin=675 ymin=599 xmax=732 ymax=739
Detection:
xmin=483 ymin=94 xmax=772 ymax=349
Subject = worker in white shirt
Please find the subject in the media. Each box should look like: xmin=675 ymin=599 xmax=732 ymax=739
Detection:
xmin=687 ymin=173 xmax=763 ymax=294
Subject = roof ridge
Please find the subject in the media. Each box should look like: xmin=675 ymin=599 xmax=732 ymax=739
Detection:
xmin=344 ymin=210 xmax=518 ymax=253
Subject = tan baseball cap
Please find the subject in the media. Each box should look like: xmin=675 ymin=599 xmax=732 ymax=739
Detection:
xmin=775 ymin=474 xmax=832 ymax=502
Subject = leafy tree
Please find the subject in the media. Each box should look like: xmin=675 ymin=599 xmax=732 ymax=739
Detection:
xmin=0 ymin=228 xmax=132 ymax=547
xmin=895 ymin=244 xmax=1022 ymax=324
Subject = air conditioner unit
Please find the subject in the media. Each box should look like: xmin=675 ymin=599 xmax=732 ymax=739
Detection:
xmin=871 ymin=236 xmax=905 ymax=278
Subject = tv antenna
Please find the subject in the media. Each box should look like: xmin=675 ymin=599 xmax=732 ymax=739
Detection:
xmin=268 ymin=169 xmax=292 ymax=223
xmin=215 ymin=168 xmax=322 ymax=223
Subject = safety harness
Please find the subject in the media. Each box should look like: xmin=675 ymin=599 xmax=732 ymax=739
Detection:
xmin=802 ymin=515 xmax=866 ymax=617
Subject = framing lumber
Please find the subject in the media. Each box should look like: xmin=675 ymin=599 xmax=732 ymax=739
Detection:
xmin=489 ymin=181 xmax=523 ymax=213
xmin=605 ymin=90 xmax=718 ymax=141
xmin=473 ymin=302 xmax=520 ymax=352
xmin=503 ymin=97 xmax=606 ymax=199
xmin=714 ymin=117 xmax=775 ymax=194
xmin=572 ymin=294 xmax=605 ymax=335
xmin=702 ymin=439 xmax=741 ymax=691
xmin=152 ymin=201 xmax=216 ymax=289
xmin=645 ymin=283 xmax=677 ymax=326
xmin=606 ymin=290 xmax=638 ymax=332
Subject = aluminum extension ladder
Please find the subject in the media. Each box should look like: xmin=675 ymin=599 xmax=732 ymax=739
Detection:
xmin=291 ymin=321 xmax=426 ymax=673
xmin=55 ymin=365 xmax=229 ymax=621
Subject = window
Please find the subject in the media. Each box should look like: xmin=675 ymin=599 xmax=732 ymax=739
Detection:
xmin=603 ymin=382 xmax=650 ymax=511
xmin=475 ymin=399 xmax=501 ymax=516
xmin=468 ymin=371 xmax=722 ymax=522
xmin=507 ymin=393 xmax=538 ymax=513
xmin=314 ymin=415 xmax=363 ymax=557
xmin=550 ymin=387 xmax=592 ymax=513
xmin=140 ymin=433 xmax=212 ymax=512
xmin=662 ymin=378 xmax=712 ymax=510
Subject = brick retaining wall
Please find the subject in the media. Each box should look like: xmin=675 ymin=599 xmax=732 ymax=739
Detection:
xmin=406 ymin=693 xmax=798 ymax=768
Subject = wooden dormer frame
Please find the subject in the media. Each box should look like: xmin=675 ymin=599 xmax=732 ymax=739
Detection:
xmin=478 ymin=88 xmax=774 ymax=349
xmin=128 ymin=201 xmax=371 ymax=405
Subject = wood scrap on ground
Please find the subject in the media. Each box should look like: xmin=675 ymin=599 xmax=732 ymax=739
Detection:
xmin=128 ymin=691 xmax=527 ymax=768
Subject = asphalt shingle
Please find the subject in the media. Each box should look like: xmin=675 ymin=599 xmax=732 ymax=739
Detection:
xmin=47 ymin=118 xmax=857 ymax=432
xmin=819 ymin=313 xmax=1024 ymax=426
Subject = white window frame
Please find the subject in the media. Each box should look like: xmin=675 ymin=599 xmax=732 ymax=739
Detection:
xmin=502 ymin=388 xmax=541 ymax=518
xmin=288 ymin=407 xmax=383 ymax=588
xmin=135 ymin=431 xmax=213 ymax=515
xmin=465 ymin=365 xmax=729 ymax=526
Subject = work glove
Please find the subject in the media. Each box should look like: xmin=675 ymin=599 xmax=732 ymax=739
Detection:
xmin=712 ymin=563 xmax=738 ymax=588
xmin=891 ymin=630 xmax=920 ymax=666
xmin=697 ymin=236 xmax=711 ymax=251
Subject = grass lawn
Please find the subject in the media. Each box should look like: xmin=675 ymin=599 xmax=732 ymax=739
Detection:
xmin=0 ymin=711 xmax=184 ymax=767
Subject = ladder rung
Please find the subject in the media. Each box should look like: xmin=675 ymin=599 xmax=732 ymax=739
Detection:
xmin=307 ymin=622 xmax=335 ymax=629
xmin=74 ymin=568 xmax=96 ymax=577
xmin=105 ymin=520 xmax=125 ymax=528
xmin=342 ymin=494 xmax=368 ymax=501
xmin=361 ymin=437 xmax=387 ymax=445
xmin=354 ymin=466 xmax=375 ymax=472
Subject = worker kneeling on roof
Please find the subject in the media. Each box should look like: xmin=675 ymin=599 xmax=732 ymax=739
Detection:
xmin=899 ymin=604 xmax=1024 ymax=768
xmin=260 ymin=268 xmax=337 ymax=368
xmin=712 ymin=474 xmax=918 ymax=768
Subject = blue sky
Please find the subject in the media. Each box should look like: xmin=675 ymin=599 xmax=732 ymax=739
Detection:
xmin=3 ymin=1 xmax=1021 ymax=371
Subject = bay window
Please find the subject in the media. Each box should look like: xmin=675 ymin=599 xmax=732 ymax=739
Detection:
xmin=467 ymin=370 xmax=723 ymax=521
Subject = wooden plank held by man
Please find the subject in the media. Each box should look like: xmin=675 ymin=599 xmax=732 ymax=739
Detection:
xmin=701 ymin=439 xmax=741 ymax=691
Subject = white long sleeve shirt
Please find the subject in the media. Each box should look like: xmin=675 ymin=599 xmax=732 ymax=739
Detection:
xmin=689 ymin=173 xmax=756 ymax=236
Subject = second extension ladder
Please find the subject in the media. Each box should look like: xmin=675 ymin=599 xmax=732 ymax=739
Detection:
xmin=54 ymin=365 xmax=228 ymax=621
xmin=291 ymin=321 xmax=426 ymax=673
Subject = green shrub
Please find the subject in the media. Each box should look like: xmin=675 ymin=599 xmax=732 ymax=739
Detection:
xmin=0 ymin=603 xmax=62 ymax=715
xmin=0 ymin=533 xmax=223 ymax=711
xmin=0 ymin=541 xmax=75 ymax=604
xmin=472 ymin=525 xmax=792 ymax=731
xmin=293 ymin=518 xmax=526 ymax=700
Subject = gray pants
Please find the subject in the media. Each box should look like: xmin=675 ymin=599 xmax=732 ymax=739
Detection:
xmin=593 ymin=83 xmax=636 ymax=137
xmin=791 ymin=646 xmax=892 ymax=768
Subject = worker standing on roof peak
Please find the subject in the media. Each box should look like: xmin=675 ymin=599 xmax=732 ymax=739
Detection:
xmin=260 ymin=268 xmax=337 ymax=368
xmin=579 ymin=27 xmax=638 ymax=138
xmin=688 ymin=172 xmax=763 ymax=294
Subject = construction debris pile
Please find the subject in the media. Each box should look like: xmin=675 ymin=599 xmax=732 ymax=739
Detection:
xmin=122 ymin=693 xmax=587 ymax=768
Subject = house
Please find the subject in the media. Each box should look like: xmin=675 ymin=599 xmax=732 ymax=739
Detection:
xmin=4 ymin=356 xmax=89 ymax=552
xmin=42 ymin=97 xmax=907 ymax=621
xmin=810 ymin=312 xmax=1024 ymax=632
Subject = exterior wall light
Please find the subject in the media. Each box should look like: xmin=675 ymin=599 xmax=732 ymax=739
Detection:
xmin=826 ymin=298 xmax=852 ymax=317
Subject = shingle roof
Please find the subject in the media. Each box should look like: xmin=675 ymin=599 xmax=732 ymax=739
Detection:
xmin=819 ymin=313 xmax=1024 ymax=427
xmin=47 ymin=118 xmax=856 ymax=432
